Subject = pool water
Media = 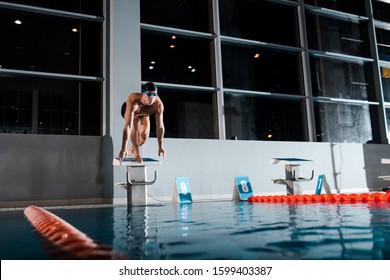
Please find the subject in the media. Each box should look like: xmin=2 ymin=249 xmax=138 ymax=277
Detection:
xmin=1 ymin=201 xmax=390 ymax=260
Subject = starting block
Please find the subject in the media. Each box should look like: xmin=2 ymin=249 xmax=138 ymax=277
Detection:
xmin=113 ymin=157 xmax=161 ymax=206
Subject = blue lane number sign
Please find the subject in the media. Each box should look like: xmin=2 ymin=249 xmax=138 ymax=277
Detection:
xmin=173 ymin=177 xmax=193 ymax=204
xmin=315 ymin=174 xmax=324 ymax=195
xmin=315 ymin=174 xmax=331 ymax=195
xmin=233 ymin=176 xmax=253 ymax=201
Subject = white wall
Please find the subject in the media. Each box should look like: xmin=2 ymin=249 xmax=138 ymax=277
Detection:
xmin=113 ymin=138 xmax=390 ymax=204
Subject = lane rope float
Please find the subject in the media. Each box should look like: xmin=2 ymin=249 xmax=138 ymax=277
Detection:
xmin=24 ymin=205 xmax=127 ymax=259
xmin=247 ymin=192 xmax=390 ymax=204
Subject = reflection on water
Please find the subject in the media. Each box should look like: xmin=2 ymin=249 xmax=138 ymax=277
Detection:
xmin=110 ymin=201 xmax=390 ymax=260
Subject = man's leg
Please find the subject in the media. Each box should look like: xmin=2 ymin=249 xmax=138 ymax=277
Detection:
xmin=128 ymin=117 xmax=140 ymax=157
xmin=138 ymin=116 xmax=150 ymax=146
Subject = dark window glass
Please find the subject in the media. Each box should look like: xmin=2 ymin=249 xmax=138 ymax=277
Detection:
xmin=0 ymin=8 xmax=102 ymax=76
xmin=0 ymin=85 xmax=32 ymax=134
xmin=224 ymin=94 xmax=305 ymax=141
xmin=314 ymin=102 xmax=372 ymax=143
xmin=304 ymin=0 xmax=366 ymax=16
xmin=141 ymin=31 xmax=212 ymax=87
xmin=376 ymin=28 xmax=390 ymax=62
xmin=219 ymin=0 xmax=299 ymax=47
xmin=150 ymin=88 xmax=215 ymax=139
xmin=373 ymin=1 xmax=390 ymax=23
xmin=141 ymin=0 xmax=210 ymax=33
xmin=222 ymin=43 xmax=302 ymax=95
xmin=310 ymin=57 xmax=369 ymax=100
xmin=4 ymin=0 xmax=103 ymax=16
xmin=382 ymin=67 xmax=390 ymax=103
xmin=0 ymin=77 xmax=101 ymax=135
xmin=385 ymin=108 xmax=390 ymax=138
xmin=306 ymin=13 xmax=369 ymax=58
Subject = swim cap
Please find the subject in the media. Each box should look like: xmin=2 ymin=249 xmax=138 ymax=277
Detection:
xmin=121 ymin=102 xmax=126 ymax=118
xmin=142 ymin=82 xmax=157 ymax=92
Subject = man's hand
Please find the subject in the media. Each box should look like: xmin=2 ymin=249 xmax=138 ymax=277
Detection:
xmin=158 ymin=147 xmax=167 ymax=159
xmin=118 ymin=148 xmax=128 ymax=163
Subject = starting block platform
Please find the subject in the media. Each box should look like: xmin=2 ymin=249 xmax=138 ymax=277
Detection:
xmin=114 ymin=157 xmax=161 ymax=206
xmin=113 ymin=157 xmax=161 ymax=166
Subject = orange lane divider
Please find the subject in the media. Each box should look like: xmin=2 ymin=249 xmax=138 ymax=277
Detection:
xmin=247 ymin=192 xmax=390 ymax=204
xmin=24 ymin=205 xmax=127 ymax=259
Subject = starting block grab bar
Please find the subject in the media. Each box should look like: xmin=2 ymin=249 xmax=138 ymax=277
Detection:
xmin=127 ymin=170 xmax=158 ymax=186
xmin=293 ymin=170 xmax=314 ymax=182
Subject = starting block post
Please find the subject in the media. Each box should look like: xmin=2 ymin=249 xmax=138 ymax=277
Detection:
xmin=113 ymin=158 xmax=161 ymax=206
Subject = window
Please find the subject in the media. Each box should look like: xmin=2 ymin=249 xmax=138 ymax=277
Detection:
xmin=377 ymin=28 xmax=390 ymax=103
xmin=224 ymin=93 xmax=305 ymax=141
xmin=314 ymin=102 xmax=372 ymax=143
xmin=306 ymin=12 xmax=369 ymax=58
xmin=4 ymin=0 xmax=103 ymax=16
xmin=310 ymin=57 xmax=369 ymax=100
xmin=385 ymin=108 xmax=390 ymax=138
xmin=304 ymin=0 xmax=366 ymax=16
xmin=0 ymin=80 xmax=32 ymax=134
xmin=141 ymin=0 xmax=210 ymax=33
xmin=0 ymin=2 xmax=103 ymax=136
xmin=372 ymin=0 xmax=390 ymax=23
xmin=219 ymin=0 xmax=299 ymax=47
xmin=0 ymin=76 xmax=101 ymax=135
xmin=222 ymin=43 xmax=302 ymax=95
xmin=150 ymin=88 xmax=216 ymax=139
xmin=376 ymin=28 xmax=390 ymax=63
xmin=0 ymin=9 xmax=102 ymax=76
xmin=141 ymin=31 xmax=212 ymax=87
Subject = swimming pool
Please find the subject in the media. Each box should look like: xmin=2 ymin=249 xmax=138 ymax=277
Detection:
xmin=1 ymin=200 xmax=390 ymax=260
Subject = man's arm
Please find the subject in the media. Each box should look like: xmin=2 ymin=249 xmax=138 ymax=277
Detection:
xmin=156 ymin=102 xmax=166 ymax=159
xmin=118 ymin=98 xmax=136 ymax=161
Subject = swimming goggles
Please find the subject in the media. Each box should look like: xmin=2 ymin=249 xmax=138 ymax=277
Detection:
xmin=143 ymin=91 xmax=157 ymax=97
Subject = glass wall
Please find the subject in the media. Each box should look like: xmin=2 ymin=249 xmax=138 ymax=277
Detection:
xmin=1 ymin=0 xmax=387 ymax=142
xmin=139 ymin=0 xmax=389 ymax=143
xmin=0 ymin=1 xmax=103 ymax=135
